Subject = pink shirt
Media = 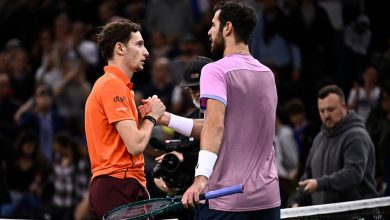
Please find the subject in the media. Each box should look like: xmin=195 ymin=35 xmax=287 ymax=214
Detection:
xmin=200 ymin=54 xmax=280 ymax=211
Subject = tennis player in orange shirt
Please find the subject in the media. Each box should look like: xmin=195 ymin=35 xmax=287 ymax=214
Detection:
xmin=84 ymin=19 xmax=165 ymax=219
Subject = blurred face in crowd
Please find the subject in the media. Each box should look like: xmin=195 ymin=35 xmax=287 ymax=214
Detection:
xmin=362 ymin=67 xmax=378 ymax=87
xmin=185 ymin=85 xmax=201 ymax=109
xmin=318 ymin=93 xmax=348 ymax=129
xmin=208 ymin=10 xmax=225 ymax=59
xmin=120 ymin=31 xmax=149 ymax=73
xmin=0 ymin=73 xmax=10 ymax=99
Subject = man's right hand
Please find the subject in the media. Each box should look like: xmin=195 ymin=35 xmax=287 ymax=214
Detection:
xmin=141 ymin=95 xmax=166 ymax=119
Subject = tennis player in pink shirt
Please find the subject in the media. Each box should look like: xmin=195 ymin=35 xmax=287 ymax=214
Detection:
xmin=146 ymin=1 xmax=280 ymax=219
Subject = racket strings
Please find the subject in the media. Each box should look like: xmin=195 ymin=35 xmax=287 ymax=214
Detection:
xmin=105 ymin=199 xmax=172 ymax=220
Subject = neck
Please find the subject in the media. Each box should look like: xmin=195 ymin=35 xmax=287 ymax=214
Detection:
xmin=107 ymin=59 xmax=134 ymax=80
xmin=224 ymin=42 xmax=250 ymax=57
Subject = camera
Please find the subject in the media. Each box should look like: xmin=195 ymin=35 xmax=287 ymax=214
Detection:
xmin=149 ymin=137 xmax=199 ymax=193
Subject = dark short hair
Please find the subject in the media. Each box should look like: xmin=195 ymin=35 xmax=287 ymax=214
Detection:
xmin=284 ymin=98 xmax=305 ymax=116
xmin=318 ymin=84 xmax=345 ymax=102
xmin=213 ymin=0 xmax=256 ymax=44
xmin=97 ymin=19 xmax=141 ymax=60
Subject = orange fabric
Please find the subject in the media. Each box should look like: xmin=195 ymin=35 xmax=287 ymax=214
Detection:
xmin=85 ymin=65 xmax=146 ymax=187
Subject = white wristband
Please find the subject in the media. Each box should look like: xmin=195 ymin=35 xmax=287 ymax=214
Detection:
xmin=195 ymin=150 xmax=217 ymax=179
xmin=168 ymin=113 xmax=194 ymax=137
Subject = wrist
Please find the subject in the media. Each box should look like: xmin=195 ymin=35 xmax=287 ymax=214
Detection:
xmin=168 ymin=113 xmax=193 ymax=137
xmin=160 ymin=112 xmax=171 ymax=126
xmin=144 ymin=115 xmax=157 ymax=126
xmin=195 ymin=150 xmax=217 ymax=179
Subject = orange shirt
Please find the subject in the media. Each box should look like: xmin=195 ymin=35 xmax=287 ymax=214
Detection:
xmin=85 ymin=65 xmax=146 ymax=187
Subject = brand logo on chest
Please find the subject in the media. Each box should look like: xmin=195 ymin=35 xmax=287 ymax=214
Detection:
xmin=113 ymin=96 xmax=126 ymax=102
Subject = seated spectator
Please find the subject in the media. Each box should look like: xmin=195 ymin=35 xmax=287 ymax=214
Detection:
xmin=43 ymin=132 xmax=90 ymax=220
xmin=1 ymin=131 xmax=47 ymax=218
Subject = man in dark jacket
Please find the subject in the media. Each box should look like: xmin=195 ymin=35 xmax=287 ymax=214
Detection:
xmin=289 ymin=84 xmax=378 ymax=207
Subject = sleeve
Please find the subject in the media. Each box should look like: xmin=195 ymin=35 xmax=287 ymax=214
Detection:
xmin=316 ymin=132 xmax=371 ymax=192
xmin=199 ymin=64 xmax=227 ymax=111
xmin=100 ymin=79 xmax=135 ymax=124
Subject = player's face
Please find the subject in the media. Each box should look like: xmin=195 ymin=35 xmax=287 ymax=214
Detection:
xmin=208 ymin=10 xmax=225 ymax=59
xmin=318 ymin=93 xmax=347 ymax=129
xmin=124 ymin=31 xmax=149 ymax=72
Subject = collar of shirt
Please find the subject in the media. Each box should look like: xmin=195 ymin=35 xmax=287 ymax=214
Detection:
xmin=104 ymin=65 xmax=134 ymax=90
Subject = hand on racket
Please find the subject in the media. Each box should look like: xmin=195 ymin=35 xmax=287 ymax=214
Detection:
xmin=182 ymin=175 xmax=208 ymax=208
xmin=103 ymin=183 xmax=244 ymax=220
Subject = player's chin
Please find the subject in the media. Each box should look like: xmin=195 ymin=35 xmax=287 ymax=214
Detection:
xmin=137 ymin=65 xmax=144 ymax=72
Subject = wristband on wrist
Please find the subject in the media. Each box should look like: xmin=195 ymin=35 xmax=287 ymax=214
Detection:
xmin=168 ymin=113 xmax=194 ymax=137
xmin=195 ymin=150 xmax=217 ymax=179
xmin=144 ymin=115 xmax=157 ymax=126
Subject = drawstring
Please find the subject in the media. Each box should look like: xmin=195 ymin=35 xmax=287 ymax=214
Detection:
xmin=124 ymin=167 xmax=129 ymax=179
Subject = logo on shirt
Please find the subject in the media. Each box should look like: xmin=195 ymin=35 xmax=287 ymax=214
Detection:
xmin=113 ymin=96 xmax=126 ymax=102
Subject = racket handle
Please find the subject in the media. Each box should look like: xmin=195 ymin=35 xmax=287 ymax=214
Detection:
xmin=200 ymin=184 xmax=244 ymax=200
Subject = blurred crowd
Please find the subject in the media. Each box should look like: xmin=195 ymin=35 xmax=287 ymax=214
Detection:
xmin=1 ymin=0 xmax=390 ymax=219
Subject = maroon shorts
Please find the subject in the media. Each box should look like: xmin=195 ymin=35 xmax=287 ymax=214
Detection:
xmin=89 ymin=175 xmax=149 ymax=219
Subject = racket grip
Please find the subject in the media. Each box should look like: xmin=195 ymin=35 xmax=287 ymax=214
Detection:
xmin=200 ymin=184 xmax=244 ymax=200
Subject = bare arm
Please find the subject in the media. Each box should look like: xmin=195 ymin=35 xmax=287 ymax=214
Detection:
xmin=115 ymin=119 xmax=156 ymax=156
xmin=116 ymin=96 xmax=165 ymax=156
xmin=200 ymin=99 xmax=225 ymax=154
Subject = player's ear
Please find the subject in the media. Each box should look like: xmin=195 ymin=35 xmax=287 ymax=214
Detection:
xmin=115 ymin=42 xmax=126 ymax=55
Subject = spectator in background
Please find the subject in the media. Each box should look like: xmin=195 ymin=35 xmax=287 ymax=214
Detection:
xmin=289 ymin=85 xmax=377 ymax=207
xmin=274 ymin=110 xmax=299 ymax=208
xmin=348 ymin=66 xmax=380 ymax=122
xmin=137 ymin=57 xmax=175 ymax=112
xmin=343 ymin=14 xmax=372 ymax=92
xmin=366 ymin=82 xmax=390 ymax=196
xmin=0 ymin=73 xmax=20 ymax=142
xmin=2 ymin=131 xmax=46 ymax=218
xmin=146 ymin=0 xmax=194 ymax=44
xmin=251 ymin=0 xmax=302 ymax=104
xmin=287 ymin=0 xmax=336 ymax=105
xmin=283 ymin=98 xmax=318 ymax=178
xmin=44 ymin=132 xmax=89 ymax=220
xmin=148 ymin=31 xmax=174 ymax=61
xmin=8 ymin=48 xmax=35 ymax=103
xmin=98 ymin=0 xmax=120 ymax=25
xmin=14 ymin=84 xmax=67 ymax=163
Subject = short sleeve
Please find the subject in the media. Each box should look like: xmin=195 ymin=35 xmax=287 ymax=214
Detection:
xmin=199 ymin=63 xmax=227 ymax=111
xmin=100 ymin=79 xmax=135 ymax=124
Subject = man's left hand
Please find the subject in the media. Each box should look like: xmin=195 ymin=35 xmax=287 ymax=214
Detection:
xmin=299 ymin=179 xmax=318 ymax=193
xmin=182 ymin=176 xmax=208 ymax=208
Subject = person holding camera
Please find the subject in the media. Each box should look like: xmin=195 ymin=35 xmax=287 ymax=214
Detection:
xmin=152 ymin=56 xmax=213 ymax=196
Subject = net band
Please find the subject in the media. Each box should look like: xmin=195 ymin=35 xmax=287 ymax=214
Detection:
xmin=281 ymin=197 xmax=390 ymax=219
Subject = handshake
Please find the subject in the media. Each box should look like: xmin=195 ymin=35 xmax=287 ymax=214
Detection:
xmin=137 ymin=95 xmax=167 ymax=124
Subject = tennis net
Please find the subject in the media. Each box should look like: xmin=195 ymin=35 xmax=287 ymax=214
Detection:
xmin=281 ymin=197 xmax=390 ymax=219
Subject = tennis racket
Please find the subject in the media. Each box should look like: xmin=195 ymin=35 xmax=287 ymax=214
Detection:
xmin=103 ymin=183 xmax=244 ymax=220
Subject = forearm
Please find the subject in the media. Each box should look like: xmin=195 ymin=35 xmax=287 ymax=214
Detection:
xmin=116 ymin=119 xmax=155 ymax=156
xmin=159 ymin=112 xmax=203 ymax=138
xmin=200 ymin=118 xmax=223 ymax=154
